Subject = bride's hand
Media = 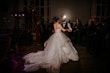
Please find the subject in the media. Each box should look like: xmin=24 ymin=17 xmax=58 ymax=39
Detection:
xmin=66 ymin=29 xmax=69 ymax=31
xmin=66 ymin=29 xmax=68 ymax=32
xmin=67 ymin=29 xmax=72 ymax=32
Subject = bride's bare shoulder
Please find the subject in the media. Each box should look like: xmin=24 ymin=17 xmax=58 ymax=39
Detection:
xmin=54 ymin=23 xmax=61 ymax=29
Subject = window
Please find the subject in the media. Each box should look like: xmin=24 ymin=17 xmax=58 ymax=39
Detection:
xmin=24 ymin=0 xmax=27 ymax=5
xmin=102 ymin=5 xmax=105 ymax=16
xmin=36 ymin=0 xmax=39 ymax=6
xmin=96 ymin=5 xmax=101 ymax=16
xmin=107 ymin=6 xmax=110 ymax=16
xmin=102 ymin=0 xmax=106 ymax=4
xmin=97 ymin=0 xmax=101 ymax=4
xmin=41 ymin=0 xmax=44 ymax=6
xmin=107 ymin=0 xmax=110 ymax=4
xmin=96 ymin=0 xmax=110 ymax=18
xmin=41 ymin=8 xmax=44 ymax=16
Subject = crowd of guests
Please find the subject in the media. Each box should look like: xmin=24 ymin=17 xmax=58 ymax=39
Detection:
xmin=1 ymin=17 xmax=110 ymax=56
xmin=35 ymin=17 xmax=110 ymax=57
xmin=0 ymin=17 xmax=110 ymax=57
xmin=84 ymin=17 xmax=110 ymax=56
xmin=0 ymin=16 xmax=110 ymax=73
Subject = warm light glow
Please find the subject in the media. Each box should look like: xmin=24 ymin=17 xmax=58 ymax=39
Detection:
xmin=15 ymin=14 xmax=17 ymax=16
xmin=22 ymin=14 xmax=25 ymax=16
xmin=63 ymin=15 xmax=66 ymax=19
xmin=18 ymin=14 xmax=21 ymax=16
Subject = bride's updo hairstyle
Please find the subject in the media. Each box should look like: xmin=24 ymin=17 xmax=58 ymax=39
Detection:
xmin=53 ymin=17 xmax=59 ymax=22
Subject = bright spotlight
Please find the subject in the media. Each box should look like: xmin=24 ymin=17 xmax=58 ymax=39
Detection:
xmin=63 ymin=15 xmax=66 ymax=19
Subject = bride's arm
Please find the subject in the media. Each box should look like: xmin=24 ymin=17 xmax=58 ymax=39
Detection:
xmin=59 ymin=24 xmax=67 ymax=32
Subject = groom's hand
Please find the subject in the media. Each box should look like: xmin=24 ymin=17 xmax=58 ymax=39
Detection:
xmin=67 ymin=29 xmax=72 ymax=32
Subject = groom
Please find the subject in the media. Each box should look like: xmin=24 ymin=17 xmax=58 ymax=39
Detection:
xmin=60 ymin=16 xmax=72 ymax=38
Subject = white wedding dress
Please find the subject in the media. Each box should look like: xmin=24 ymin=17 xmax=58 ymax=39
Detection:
xmin=23 ymin=29 xmax=79 ymax=73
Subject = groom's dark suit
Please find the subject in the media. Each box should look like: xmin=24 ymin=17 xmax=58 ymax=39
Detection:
xmin=61 ymin=21 xmax=72 ymax=38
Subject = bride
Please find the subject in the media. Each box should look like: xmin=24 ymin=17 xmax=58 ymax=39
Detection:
xmin=23 ymin=17 xmax=79 ymax=73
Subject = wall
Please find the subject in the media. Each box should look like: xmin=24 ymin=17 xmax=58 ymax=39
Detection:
xmin=50 ymin=0 xmax=92 ymax=24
